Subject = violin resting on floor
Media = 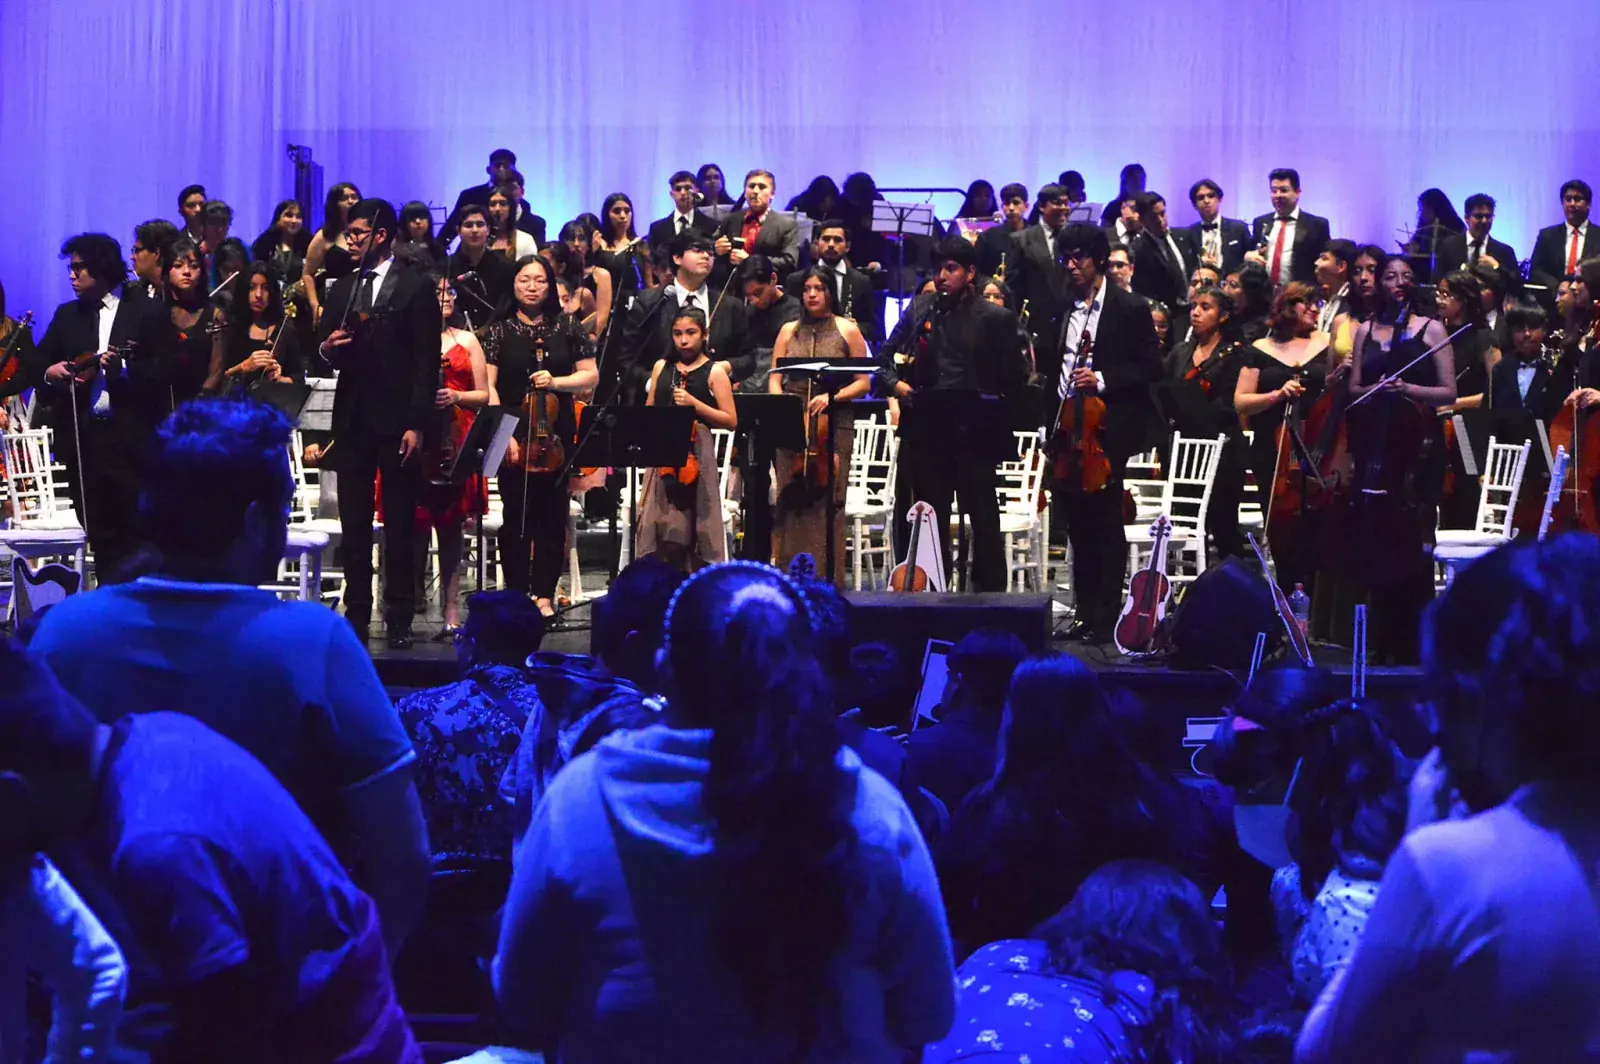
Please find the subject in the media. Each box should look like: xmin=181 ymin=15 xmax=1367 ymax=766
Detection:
xmin=1114 ymin=515 xmax=1173 ymax=657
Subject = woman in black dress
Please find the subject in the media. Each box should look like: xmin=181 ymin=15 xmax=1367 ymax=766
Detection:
xmin=161 ymin=237 xmax=218 ymax=412
xmin=397 ymin=200 xmax=448 ymax=272
xmin=206 ymin=262 xmax=302 ymax=394
xmin=555 ymin=221 xmax=613 ymax=340
xmin=249 ymin=200 xmax=311 ymax=293
xmin=1165 ymin=286 xmax=1248 ymax=558
xmin=1221 ymin=261 xmax=1274 ymax=344
xmin=303 ymin=181 xmax=361 ymax=325
xmin=482 ymin=255 xmax=598 ymax=617
xmin=592 ymin=193 xmax=646 ymax=309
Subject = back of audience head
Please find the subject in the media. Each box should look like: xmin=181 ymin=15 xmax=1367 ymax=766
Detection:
xmin=1425 ymin=536 xmax=1600 ymax=811
xmin=943 ymin=627 xmax=1028 ymax=720
xmin=848 ymin=640 xmax=909 ymax=732
xmin=458 ymin=590 xmax=545 ymax=671
xmin=590 ymin=557 xmax=684 ymax=686
xmin=660 ymin=561 xmax=857 ymax=1042
xmin=796 ymin=579 xmax=853 ymax=711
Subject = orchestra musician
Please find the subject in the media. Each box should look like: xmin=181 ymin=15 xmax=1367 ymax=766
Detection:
xmin=1129 ymin=192 xmax=1196 ymax=311
xmin=448 ymin=203 xmax=513 ymax=321
xmin=623 ymin=229 xmax=752 ymax=405
xmin=1049 ymin=224 xmax=1163 ymax=640
xmin=316 ymin=199 xmax=442 ymax=648
xmin=736 ymin=255 xmax=801 ymax=562
xmin=785 ymin=219 xmax=882 ymax=344
xmin=877 ymin=236 xmax=1031 ymax=593
xmin=130 ymin=219 xmax=179 ymax=298
xmin=975 ymin=182 xmax=1029 ymax=278
xmin=206 ymin=262 xmax=304 ymax=394
xmin=1163 ymin=285 xmax=1247 ymax=558
xmin=0 ymin=278 xmax=38 ymax=421
xmin=1433 ymin=193 xmax=1519 ymax=298
xmin=1184 ymin=178 xmax=1252 ymax=273
xmin=1248 ymin=168 xmax=1332 ymax=288
xmin=303 ymin=181 xmax=361 ymax=325
xmin=1488 ymin=301 xmax=1559 ymax=418
xmin=646 ymin=171 xmax=718 ymax=275
xmin=33 ymin=233 xmax=177 ymax=581
xmin=714 ymin=169 xmax=800 ymax=283
xmin=1529 ymin=180 xmax=1598 ymax=295
xmin=162 ymin=237 xmax=218 ymax=411
xmin=1004 ymin=184 xmax=1074 ymax=385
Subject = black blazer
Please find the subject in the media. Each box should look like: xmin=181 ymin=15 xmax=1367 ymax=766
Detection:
xmin=784 ymin=265 xmax=883 ymax=343
xmin=1432 ymin=232 xmax=1520 ymax=292
xmin=713 ymin=210 xmax=801 ymax=282
xmin=1249 ymin=211 xmax=1332 ymax=285
xmin=317 ymin=259 xmax=440 ymax=440
xmin=622 ymin=286 xmax=752 ymax=399
xmin=439 ymin=184 xmax=548 ymax=248
xmin=446 ymin=248 xmax=514 ymax=322
xmin=1058 ymin=281 xmax=1164 ymax=467
xmin=1489 ymin=355 xmax=1560 ymax=421
xmin=646 ymin=212 xmax=717 ymax=257
xmin=1529 ymin=223 xmax=1600 ymax=292
xmin=975 ymin=223 xmax=1021 ymax=277
xmin=32 ymin=288 xmax=177 ymax=444
xmin=1004 ymin=226 xmax=1073 ymax=381
xmin=1183 ymin=217 xmax=1253 ymax=273
xmin=1131 ymin=229 xmax=1197 ymax=309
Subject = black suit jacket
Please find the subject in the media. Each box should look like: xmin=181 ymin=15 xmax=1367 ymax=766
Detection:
xmin=317 ymin=259 xmax=440 ymax=440
xmin=1529 ymin=223 xmax=1600 ymax=293
xmin=1004 ymin=226 xmax=1073 ymax=381
xmin=784 ymin=264 xmax=883 ymax=343
xmin=622 ymin=286 xmax=752 ymax=400
xmin=713 ymin=210 xmax=801 ymax=285
xmin=1058 ymin=281 xmax=1164 ymax=467
xmin=1489 ymin=355 xmax=1560 ymax=421
xmin=439 ymin=184 xmax=548 ymax=247
xmin=446 ymin=248 xmax=514 ymax=322
xmin=646 ymin=212 xmax=718 ymax=257
xmin=1131 ymin=229 xmax=1197 ymax=309
xmin=1432 ymin=232 xmax=1520 ymax=292
xmin=32 ymin=288 xmax=178 ymax=447
xmin=1250 ymin=211 xmax=1332 ymax=285
xmin=976 ymin=223 xmax=1023 ymax=277
xmin=1183 ymin=217 xmax=1252 ymax=273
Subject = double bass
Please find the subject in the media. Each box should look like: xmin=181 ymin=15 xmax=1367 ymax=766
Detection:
xmin=1050 ymin=333 xmax=1111 ymax=492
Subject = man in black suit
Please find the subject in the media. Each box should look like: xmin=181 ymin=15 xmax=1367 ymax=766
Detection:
xmin=623 ymin=229 xmax=752 ymax=405
xmin=439 ymin=148 xmax=547 ymax=248
xmin=1130 ymin=192 xmax=1196 ymax=310
xmin=646 ymin=170 xmax=718 ymax=256
xmin=177 ymin=184 xmax=207 ymax=244
xmin=1051 ymin=224 xmax=1163 ymax=642
xmin=976 ymin=182 xmax=1029 ymax=277
xmin=1529 ymin=179 xmax=1598 ymax=295
xmin=1184 ymin=178 xmax=1252 ymax=273
xmin=713 ymin=169 xmax=800 ymax=285
xmin=877 ymin=237 xmax=1030 ymax=593
xmin=734 ymin=255 xmax=801 ymax=561
xmin=503 ymin=169 xmax=547 ymax=247
xmin=33 ymin=233 xmax=177 ymax=580
xmin=785 ymin=219 xmax=882 ymax=343
xmin=1433 ymin=193 xmax=1519 ymax=295
xmin=316 ymin=199 xmax=440 ymax=648
xmin=1005 ymin=183 xmax=1074 ymax=385
xmin=1489 ymin=301 xmax=1561 ymax=419
xmin=1249 ymin=168 xmax=1331 ymax=287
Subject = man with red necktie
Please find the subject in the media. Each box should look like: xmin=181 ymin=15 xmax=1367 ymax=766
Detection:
xmin=1531 ymin=179 xmax=1600 ymax=297
xmin=713 ymin=169 xmax=799 ymax=287
xmin=1248 ymin=168 xmax=1331 ymax=288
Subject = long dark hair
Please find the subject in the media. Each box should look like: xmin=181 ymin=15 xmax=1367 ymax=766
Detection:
xmin=663 ymin=562 xmax=859 ymax=1043
xmin=797 ymin=266 xmax=841 ymax=321
xmin=1038 ymin=860 xmax=1238 ymax=1063
xmin=250 ymin=199 xmax=311 ymax=264
xmin=163 ymin=237 xmax=206 ymax=306
xmin=1416 ymin=187 xmax=1466 ymax=236
xmin=320 ymin=182 xmax=361 ymax=242
xmin=399 ymin=200 xmax=435 ymax=244
xmin=957 ymin=179 xmax=998 ymax=218
xmin=226 ymin=262 xmax=287 ymax=350
xmin=600 ymin=192 xmax=637 ymax=241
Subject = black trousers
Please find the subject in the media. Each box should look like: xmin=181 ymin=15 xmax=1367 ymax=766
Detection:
xmin=499 ymin=470 xmax=569 ymax=599
xmin=1056 ymin=472 xmax=1129 ymax=634
xmin=891 ymin=442 xmax=1005 ymax=592
xmin=1208 ymin=440 xmax=1247 ymax=561
xmin=61 ymin=412 xmax=146 ymax=583
xmin=338 ymin=432 xmax=420 ymax=629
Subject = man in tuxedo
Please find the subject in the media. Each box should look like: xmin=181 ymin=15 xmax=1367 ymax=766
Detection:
xmin=1529 ymin=180 xmax=1598 ymax=295
xmin=439 ymin=148 xmax=547 ymax=247
xmin=877 ymin=237 xmax=1030 ymax=592
xmin=1433 ymin=193 xmax=1519 ymax=295
xmin=647 ymin=170 xmax=717 ymax=254
xmin=785 ymin=219 xmax=882 ymax=343
xmin=1104 ymin=193 xmax=1143 ymax=247
xmin=130 ymin=219 xmax=179 ymax=299
xmin=316 ymin=199 xmax=440 ymax=648
xmin=177 ymin=184 xmax=206 ymax=243
xmin=976 ymin=182 xmax=1028 ymax=277
xmin=623 ymin=229 xmax=751 ymax=404
xmin=1005 ymin=184 xmax=1074 ymax=385
xmin=1130 ymin=192 xmax=1196 ymax=310
xmin=1184 ymin=178 xmax=1251 ymax=273
xmin=714 ymin=169 xmax=800 ymax=284
xmin=1050 ymin=223 xmax=1163 ymax=643
xmin=1249 ymin=168 xmax=1331 ymax=287
xmin=1489 ymin=301 xmax=1560 ymax=418
xmin=33 ymin=233 xmax=176 ymax=580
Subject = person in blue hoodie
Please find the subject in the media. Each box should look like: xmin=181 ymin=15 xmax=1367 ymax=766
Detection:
xmin=494 ymin=561 xmax=957 ymax=1061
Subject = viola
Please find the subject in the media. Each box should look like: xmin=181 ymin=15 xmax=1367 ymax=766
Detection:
xmin=888 ymin=499 xmax=934 ymax=592
xmin=1114 ymin=515 xmax=1173 ymax=657
xmin=789 ymin=380 xmax=837 ymax=497
xmin=1050 ymin=333 xmax=1112 ymax=492
xmin=0 ymin=312 xmax=35 ymax=387
xmin=658 ymin=364 xmax=701 ymax=487
xmin=1545 ymin=398 xmax=1600 ymax=533
xmin=516 ymin=337 xmax=565 ymax=474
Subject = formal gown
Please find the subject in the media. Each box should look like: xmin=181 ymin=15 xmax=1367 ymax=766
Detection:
xmin=635 ymin=360 xmax=726 ymax=570
xmin=413 ymin=342 xmax=488 ymax=530
xmin=772 ymin=317 xmax=856 ymax=580
xmin=169 ymin=304 xmax=216 ymax=411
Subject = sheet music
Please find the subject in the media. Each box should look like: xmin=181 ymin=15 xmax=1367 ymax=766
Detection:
xmin=1452 ymin=414 xmax=1478 ymax=476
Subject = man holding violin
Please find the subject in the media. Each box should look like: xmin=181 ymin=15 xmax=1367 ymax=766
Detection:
xmin=1051 ymin=223 xmax=1163 ymax=643
xmin=33 ymin=232 xmax=176 ymax=581
xmin=318 ymin=198 xmax=441 ymax=649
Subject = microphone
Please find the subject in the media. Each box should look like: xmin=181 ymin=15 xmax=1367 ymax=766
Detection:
xmin=454 ymin=270 xmax=480 ymax=284
xmin=693 ymin=190 xmax=705 ymax=205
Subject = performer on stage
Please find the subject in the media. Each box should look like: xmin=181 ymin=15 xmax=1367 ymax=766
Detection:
xmin=207 ymin=262 xmax=303 ymax=393
xmin=1164 ymin=285 xmax=1247 ymax=558
xmin=770 ymin=267 xmax=872 ymax=580
xmin=976 ymin=183 xmax=1029 ymax=278
xmin=1005 ymin=184 xmax=1074 ymax=385
xmin=449 ymin=203 xmax=513 ymax=319
xmin=487 ymin=185 xmax=539 ymax=261
xmin=162 ymin=236 xmax=218 ymax=411
xmin=554 ymin=220 xmax=614 ymax=340
xmin=878 ymin=236 xmax=1031 ymax=594
xmin=714 ymin=169 xmax=800 ymax=281
xmin=635 ymin=307 xmax=737 ymax=571
xmin=250 ymin=199 xmax=311 ymax=290
xmin=647 ymin=171 xmax=718 ymax=267
xmin=1489 ymin=301 xmax=1558 ymax=417
xmin=33 ymin=233 xmax=176 ymax=581
xmin=785 ymin=220 xmax=883 ymax=344
xmin=130 ymin=219 xmax=179 ymax=298
xmin=317 ymin=199 xmax=441 ymax=648
xmin=482 ymin=255 xmax=596 ymax=618
xmin=593 ymin=192 xmax=647 ymax=310
xmin=624 ymin=230 xmax=751 ymax=405
xmin=735 ymin=255 xmax=800 ymax=561
xmin=303 ymin=181 xmax=361 ymax=325
xmin=0 ymin=279 xmax=37 ymax=420
xmin=1048 ymin=224 xmax=1162 ymax=639
xmin=1437 ymin=269 xmax=1499 ymax=411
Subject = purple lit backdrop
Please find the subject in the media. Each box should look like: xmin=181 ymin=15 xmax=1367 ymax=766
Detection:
xmin=3 ymin=0 xmax=1597 ymax=315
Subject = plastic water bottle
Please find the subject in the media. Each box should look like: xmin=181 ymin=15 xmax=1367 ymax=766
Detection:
xmin=1289 ymin=583 xmax=1311 ymax=641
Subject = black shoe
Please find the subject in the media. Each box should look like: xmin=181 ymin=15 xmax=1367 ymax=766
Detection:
xmin=387 ymin=630 xmax=415 ymax=650
xmin=1062 ymin=620 xmax=1095 ymax=642
xmin=346 ymin=615 xmax=371 ymax=643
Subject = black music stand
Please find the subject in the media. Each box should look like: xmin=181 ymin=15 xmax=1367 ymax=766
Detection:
xmin=573 ymin=405 xmax=695 ymax=580
xmin=871 ymin=201 xmax=939 ymax=301
xmin=444 ymin=407 xmax=509 ymax=591
xmin=732 ymin=393 xmax=805 ymax=563
xmin=900 ymin=387 xmax=1013 ymax=591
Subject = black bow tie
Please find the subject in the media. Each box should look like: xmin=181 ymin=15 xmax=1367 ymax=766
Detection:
xmin=362 ymin=269 xmax=380 ymax=280
xmin=1201 ymin=223 xmax=1218 ymax=231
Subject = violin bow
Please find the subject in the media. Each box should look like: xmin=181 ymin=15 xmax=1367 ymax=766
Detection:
xmin=1346 ymin=323 xmax=1472 ymax=410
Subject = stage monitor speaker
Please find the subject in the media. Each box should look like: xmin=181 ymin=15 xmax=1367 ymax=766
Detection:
xmin=843 ymin=591 xmax=1054 ymax=658
xmin=1164 ymin=557 xmax=1282 ymax=671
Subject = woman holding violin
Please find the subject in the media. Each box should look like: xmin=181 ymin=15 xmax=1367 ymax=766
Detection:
xmin=636 ymin=306 xmax=737 ymax=572
xmin=482 ymin=255 xmax=597 ymax=617
xmin=1164 ymin=285 xmax=1247 ymax=557
xmin=1342 ymin=254 xmax=1456 ymax=663
xmin=769 ymin=267 xmax=871 ymax=579
xmin=1233 ymin=282 xmax=1334 ymax=592
xmin=206 ymin=262 xmax=303 ymax=394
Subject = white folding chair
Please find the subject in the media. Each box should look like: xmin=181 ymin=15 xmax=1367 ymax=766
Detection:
xmin=845 ymin=416 xmax=898 ymax=589
xmin=998 ymin=431 xmax=1048 ymax=591
xmin=1434 ymin=436 xmax=1531 ymax=583
xmin=1123 ymin=447 xmax=1166 ymax=522
xmin=0 ymin=429 xmax=88 ymax=601
xmin=1124 ymin=432 xmax=1227 ymax=583
xmin=712 ymin=427 xmax=738 ymax=557
xmin=1237 ymin=429 xmax=1264 ymax=534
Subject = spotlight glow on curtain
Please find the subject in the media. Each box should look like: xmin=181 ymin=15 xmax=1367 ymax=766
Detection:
xmin=2 ymin=0 xmax=1597 ymax=314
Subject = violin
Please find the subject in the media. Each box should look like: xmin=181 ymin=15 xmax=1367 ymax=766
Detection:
xmin=424 ymin=330 xmax=476 ymax=487
xmin=66 ymin=340 xmax=138 ymax=385
xmin=1114 ymin=515 xmax=1173 ymax=657
xmin=0 ymin=312 xmax=35 ymax=387
xmin=1050 ymin=333 xmax=1112 ymax=492
xmin=658 ymin=363 xmax=701 ymax=486
xmin=888 ymin=499 xmax=934 ymax=592
xmin=515 ymin=337 xmax=565 ymax=474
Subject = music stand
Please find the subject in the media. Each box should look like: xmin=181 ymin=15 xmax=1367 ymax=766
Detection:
xmin=251 ymin=380 xmax=314 ymax=421
xmin=732 ymin=393 xmax=804 ymax=563
xmin=449 ymin=408 xmax=512 ymax=591
xmin=871 ymin=201 xmax=939 ymax=303
xmin=573 ymin=405 xmax=695 ymax=580
xmin=899 ymin=388 xmax=1013 ymax=591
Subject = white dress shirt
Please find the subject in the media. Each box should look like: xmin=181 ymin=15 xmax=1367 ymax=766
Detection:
xmin=1161 ymin=230 xmax=1190 ymax=303
xmin=1198 ymin=216 xmax=1223 ymax=264
xmin=89 ymin=292 xmax=121 ymax=416
xmin=667 ymin=280 xmax=709 ymax=315
xmin=673 ymin=210 xmax=696 ymax=234
xmin=1267 ymin=208 xmax=1302 ymax=286
xmin=1059 ymin=275 xmax=1108 ymax=398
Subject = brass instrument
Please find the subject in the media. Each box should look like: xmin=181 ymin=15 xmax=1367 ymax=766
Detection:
xmin=994 ymin=253 xmax=1007 ymax=288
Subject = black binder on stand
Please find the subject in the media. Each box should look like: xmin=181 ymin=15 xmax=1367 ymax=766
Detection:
xmin=572 ymin=405 xmax=695 ymax=581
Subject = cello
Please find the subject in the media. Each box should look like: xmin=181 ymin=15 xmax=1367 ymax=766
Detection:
xmin=1050 ymin=333 xmax=1111 ymax=491
xmin=1114 ymin=515 xmax=1173 ymax=656
xmin=1545 ymin=394 xmax=1600 ymax=533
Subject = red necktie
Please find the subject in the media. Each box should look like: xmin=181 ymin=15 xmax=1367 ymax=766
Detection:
xmin=1568 ymin=227 xmax=1581 ymax=276
xmin=1269 ymin=220 xmax=1289 ymax=285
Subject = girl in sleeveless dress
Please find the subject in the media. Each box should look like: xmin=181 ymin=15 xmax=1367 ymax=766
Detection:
xmin=635 ymin=307 xmax=737 ymax=571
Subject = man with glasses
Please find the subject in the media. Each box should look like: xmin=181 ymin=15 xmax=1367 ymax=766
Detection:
xmin=1434 ymin=193 xmax=1519 ymax=296
xmin=1006 ymin=183 xmax=1075 ymax=386
xmin=318 ymin=198 xmax=442 ymax=649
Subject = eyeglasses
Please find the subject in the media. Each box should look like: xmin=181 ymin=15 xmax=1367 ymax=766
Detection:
xmin=1063 ymin=250 xmax=1097 ymax=264
xmin=345 ymin=227 xmax=373 ymax=241
xmin=132 ymin=244 xmax=148 ymax=254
